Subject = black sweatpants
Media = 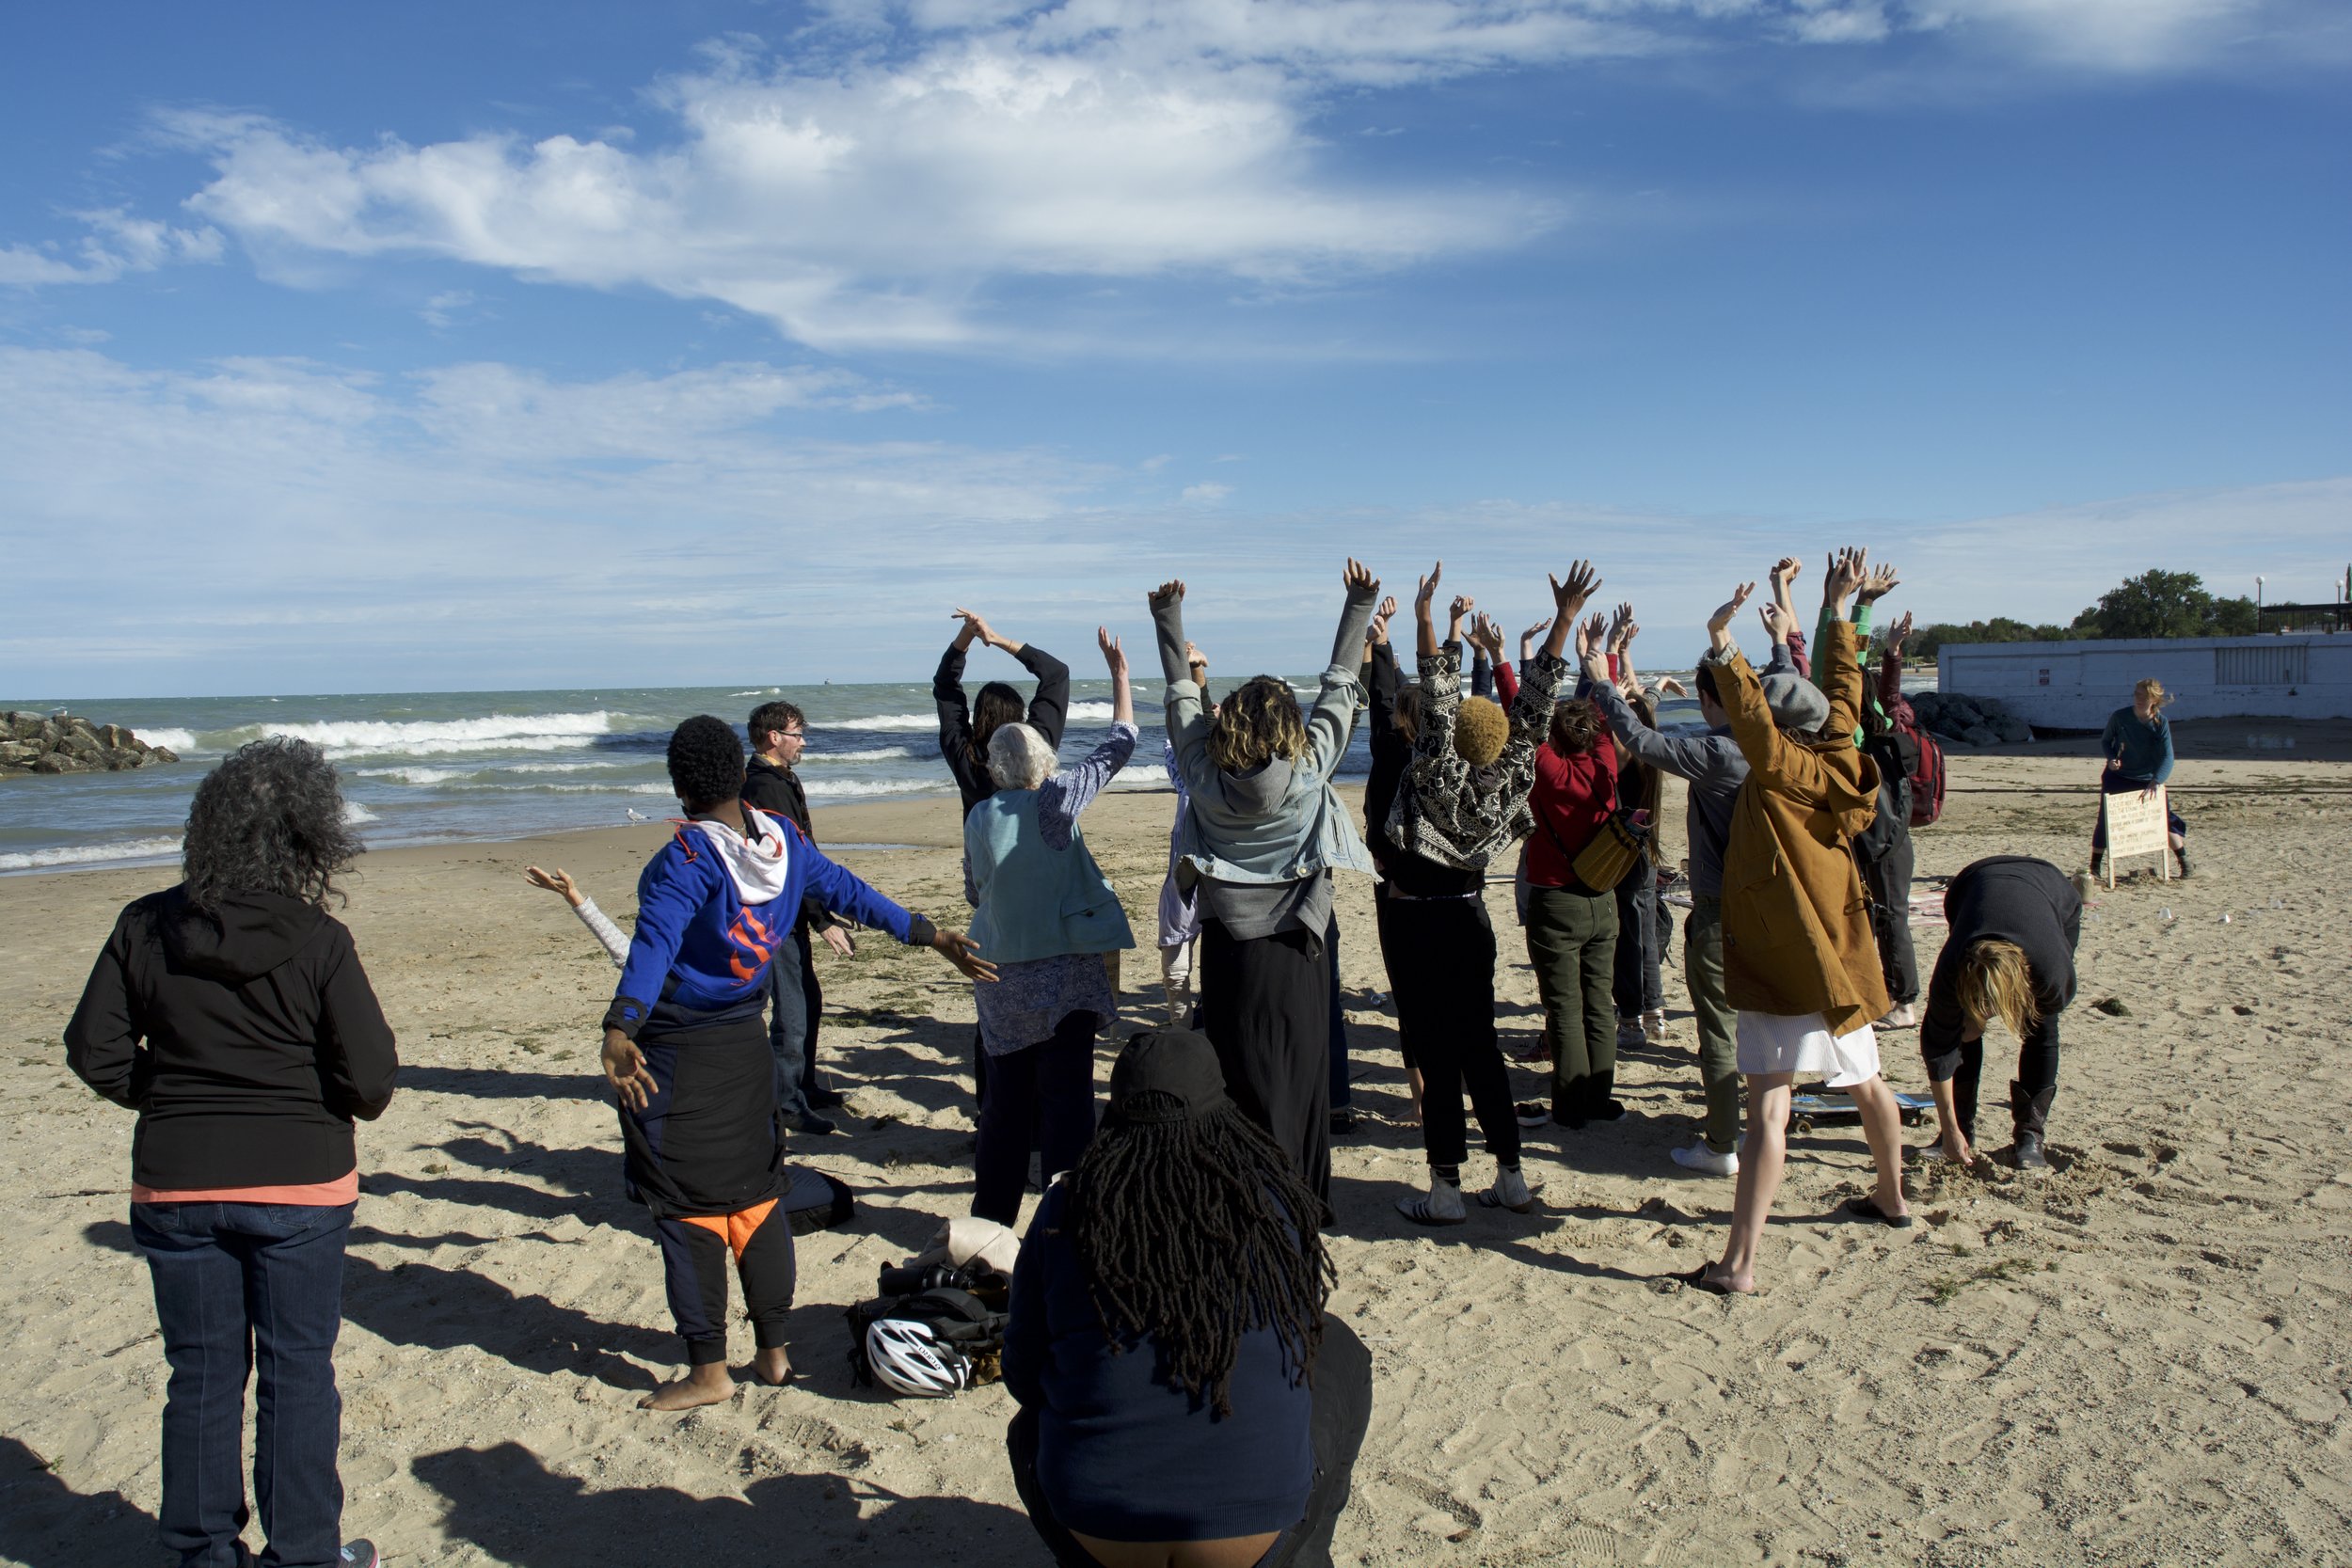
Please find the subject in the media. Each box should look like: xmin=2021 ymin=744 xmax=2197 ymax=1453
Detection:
xmin=973 ymin=1009 xmax=1099 ymax=1227
xmin=1923 ymin=1023 xmax=2061 ymax=1143
xmin=655 ymin=1202 xmax=795 ymax=1364
xmin=1200 ymin=919 xmax=1332 ymax=1201
xmin=1859 ymin=831 xmax=1919 ymax=1006
xmin=1385 ymin=895 xmax=1519 ymax=1169
xmin=1370 ymin=883 xmax=1416 ymax=1072
xmin=1007 ymin=1316 xmax=1375 ymax=1568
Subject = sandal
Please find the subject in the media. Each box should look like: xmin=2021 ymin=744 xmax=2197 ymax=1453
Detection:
xmin=1841 ymin=1196 xmax=1915 ymax=1229
xmin=1676 ymin=1265 xmax=1749 ymax=1297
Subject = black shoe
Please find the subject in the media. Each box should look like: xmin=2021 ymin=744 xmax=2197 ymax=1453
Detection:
xmin=791 ymin=1112 xmax=838 ymax=1137
xmin=1514 ymin=1100 xmax=1551 ymax=1128
xmin=804 ymin=1086 xmax=847 ymax=1109
xmin=1586 ymin=1098 xmax=1628 ymax=1123
xmin=2011 ymin=1132 xmax=2048 ymax=1169
xmin=1328 ymin=1106 xmax=1362 ymax=1136
xmin=2173 ymin=850 xmax=2193 ymax=879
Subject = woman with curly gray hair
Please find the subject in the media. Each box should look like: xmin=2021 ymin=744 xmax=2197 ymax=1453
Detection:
xmin=67 ymin=736 xmax=397 ymax=1568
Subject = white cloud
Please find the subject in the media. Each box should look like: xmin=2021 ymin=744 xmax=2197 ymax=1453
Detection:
xmin=1908 ymin=0 xmax=2318 ymax=72
xmin=419 ymin=289 xmax=477 ymax=329
xmin=0 ymin=207 xmax=222 ymax=286
xmin=1181 ymin=481 xmax=1232 ymax=502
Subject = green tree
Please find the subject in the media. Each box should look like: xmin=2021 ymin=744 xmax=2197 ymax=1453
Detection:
xmin=2210 ymin=595 xmax=2258 ymax=636
xmin=2073 ymin=569 xmax=2217 ymax=638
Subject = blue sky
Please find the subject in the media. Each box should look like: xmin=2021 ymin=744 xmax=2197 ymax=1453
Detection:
xmin=3 ymin=0 xmax=2346 ymax=696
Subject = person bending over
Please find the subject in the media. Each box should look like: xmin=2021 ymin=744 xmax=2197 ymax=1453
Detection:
xmin=963 ymin=627 xmax=1139 ymax=1225
xmin=602 ymin=717 xmax=993 ymax=1409
xmin=1379 ymin=561 xmax=1592 ymax=1220
xmin=1689 ymin=553 xmax=1911 ymax=1297
xmin=68 ymin=736 xmax=397 ymax=1568
xmin=2091 ymin=677 xmax=2190 ymax=879
xmin=1150 ymin=562 xmax=1380 ymax=1199
xmin=1918 ymin=856 xmax=2082 ymax=1170
xmin=1004 ymin=1029 xmax=1371 ymax=1568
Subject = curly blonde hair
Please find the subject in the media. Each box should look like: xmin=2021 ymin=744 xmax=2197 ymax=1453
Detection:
xmin=1453 ymin=696 xmax=1508 ymax=767
xmin=1208 ymin=676 xmax=1309 ymax=773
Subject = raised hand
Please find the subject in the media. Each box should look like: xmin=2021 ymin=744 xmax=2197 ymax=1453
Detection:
xmin=1581 ymin=611 xmax=1608 ymax=658
xmin=1470 ymin=611 xmax=1505 ymax=662
xmin=1366 ymin=597 xmax=1396 ymax=647
xmin=1770 ymin=556 xmax=1802 ymax=591
xmin=1708 ymin=582 xmax=1756 ymax=650
xmin=1857 ymin=561 xmax=1900 ymax=605
xmin=950 ymin=606 xmax=992 ymax=650
xmin=1822 ymin=546 xmax=1867 ymax=610
xmin=1343 ymin=558 xmax=1379 ymax=596
xmin=1098 ymin=626 xmax=1129 ymax=681
xmin=1149 ymin=579 xmax=1186 ymax=610
xmin=1518 ymin=616 xmax=1551 ymax=662
xmin=1549 ymin=560 xmax=1600 ymax=620
xmin=1415 ymin=561 xmax=1442 ymax=617
xmin=1885 ymin=610 xmax=1915 ymax=653
xmin=1448 ymin=592 xmax=1474 ymax=641
xmin=933 ymin=928 xmax=1000 ymax=983
xmin=1618 ymin=620 xmax=1641 ymax=652
xmin=1184 ymin=639 xmax=1209 ymax=673
xmin=1758 ymin=601 xmax=1795 ymax=643
xmin=524 ymin=865 xmax=583 ymax=908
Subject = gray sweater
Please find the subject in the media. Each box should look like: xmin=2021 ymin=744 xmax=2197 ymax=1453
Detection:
xmin=1589 ymin=680 xmax=1746 ymax=899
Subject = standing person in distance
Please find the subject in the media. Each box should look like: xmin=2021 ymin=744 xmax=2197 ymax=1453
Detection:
xmin=1855 ymin=610 xmax=1924 ymax=1029
xmin=1151 ymin=562 xmax=1381 ymax=1199
xmin=1689 ymin=554 xmax=1912 ymax=1297
xmin=2090 ymin=677 xmax=2190 ymax=879
xmin=744 ymin=700 xmax=852 ymax=1131
xmin=962 ymin=627 xmax=1140 ymax=1226
xmin=1917 ymin=856 xmax=2082 ymax=1170
xmin=603 ymin=717 xmax=993 ymax=1409
xmin=1602 ymin=606 xmax=1669 ymax=1052
xmin=66 ymin=736 xmax=397 ymax=1568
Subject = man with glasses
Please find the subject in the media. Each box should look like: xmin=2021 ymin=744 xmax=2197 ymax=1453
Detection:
xmin=746 ymin=700 xmax=853 ymax=1135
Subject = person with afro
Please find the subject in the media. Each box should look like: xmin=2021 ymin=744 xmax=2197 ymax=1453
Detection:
xmin=601 ymin=715 xmax=995 ymax=1409
xmin=1378 ymin=559 xmax=1599 ymax=1224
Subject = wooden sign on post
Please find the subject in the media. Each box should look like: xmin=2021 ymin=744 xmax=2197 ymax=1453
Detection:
xmin=2101 ymin=785 xmax=2171 ymax=888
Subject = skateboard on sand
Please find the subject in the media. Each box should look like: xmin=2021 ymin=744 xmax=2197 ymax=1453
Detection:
xmin=1787 ymin=1090 xmax=1933 ymax=1133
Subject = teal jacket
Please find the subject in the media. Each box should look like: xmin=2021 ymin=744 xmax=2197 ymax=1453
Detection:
xmin=1152 ymin=587 xmax=1379 ymax=889
xmin=965 ymin=775 xmax=1136 ymax=967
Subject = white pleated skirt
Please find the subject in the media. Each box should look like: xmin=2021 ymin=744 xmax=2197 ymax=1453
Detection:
xmin=1735 ymin=1010 xmax=1880 ymax=1088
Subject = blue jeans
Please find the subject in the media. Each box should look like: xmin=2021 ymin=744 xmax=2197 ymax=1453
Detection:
xmin=132 ymin=1200 xmax=354 ymax=1568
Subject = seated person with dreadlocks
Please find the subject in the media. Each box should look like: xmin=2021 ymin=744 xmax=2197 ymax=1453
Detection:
xmin=602 ymin=717 xmax=994 ymax=1410
xmin=1376 ymin=560 xmax=1593 ymax=1224
xmin=1005 ymin=1029 xmax=1373 ymax=1568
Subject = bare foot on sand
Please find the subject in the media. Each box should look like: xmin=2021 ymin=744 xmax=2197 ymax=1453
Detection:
xmin=641 ymin=1362 xmax=735 ymax=1411
xmin=752 ymin=1347 xmax=794 ymax=1386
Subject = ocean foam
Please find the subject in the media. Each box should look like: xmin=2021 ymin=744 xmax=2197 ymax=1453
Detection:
xmin=830 ymin=713 xmax=938 ymax=733
xmin=803 ymin=778 xmax=948 ymax=802
xmin=140 ymin=728 xmax=197 ymax=752
xmin=0 ymin=836 xmax=183 ymax=873
xmin=1065 ymin=701 xmax=1117 ymax=721
xmin=804 ymin=746 xmax=922 ymax=764
xmin=186 ymin=710 xmax=623 ymax=760
xmin=342 ymin=801 xmax=380 ymax=824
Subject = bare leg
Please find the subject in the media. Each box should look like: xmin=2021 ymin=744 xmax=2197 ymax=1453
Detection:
xmin=1406 ymin=1063 xmax=1425 ymax=1126
xmin=641 ymin=1360 xmax=735 ymax=1411
xmin=1840 ymin=1075 xmax=1912 ymax=1217
xmin=1927 ymin=1076 xmax=1976 ymax=1165
xmin=1708 ymin=1073 xmax=1792 ymax=1293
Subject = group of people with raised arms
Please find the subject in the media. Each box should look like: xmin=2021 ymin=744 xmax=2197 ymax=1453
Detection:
xmin=65 ymin=545 xmax=2141 ymax=1568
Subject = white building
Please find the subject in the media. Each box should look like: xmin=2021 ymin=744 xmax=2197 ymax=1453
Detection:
xmin=1939 ymin=633 xmax=2350 ymax=729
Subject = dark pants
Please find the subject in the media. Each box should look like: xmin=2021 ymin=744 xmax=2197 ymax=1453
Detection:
xmin=1924 ymin=1023 xmax=2061 ymax=1143
xmin=1682 ymin=898 xmax=1742 ymax=1154
xmin=1006 ymin=1317 xmax=1374 ymax=1568
xmin=1387 ymin=896 xmax=1519 ymax=1167
xmin=973 ymin=1009 xmax=1099 ymax=1226
xmin=2090 ymin=773 xmax=2186 ymax=850
xmin=1612 ymin=869 xmax=1662 ymax=1019
xmin=1859 ymin=831 xmax=1919 ymax=1006
xmin=654 ymin=1201 xmax=796 ymax=1364
xmin=1524 ymin=885 xmax=1618 ymax=1121
xmin=1200 ymin=919 xmax=1332 ymax=1200
xmin=133 ymin=1200 xmax=354 ymax=1568
xmin=766 ymin=925 xmax=826 ymax=1117
xmin=1326 ymin=916 xmax=1352 ymax=1111
xmin=1370 ymin=883 xmax=1415 ymax=1072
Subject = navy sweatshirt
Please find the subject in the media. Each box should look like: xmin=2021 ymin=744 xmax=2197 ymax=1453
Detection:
xmin=1920 ymin=857 xmax=2081 ymax=1065
xmin=1002 ymin=1181 xmax=1312 ymax=1542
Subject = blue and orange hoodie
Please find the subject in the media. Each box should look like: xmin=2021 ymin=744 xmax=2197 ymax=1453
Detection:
xmin=601 ymin=808 xmax=936 ymax=1039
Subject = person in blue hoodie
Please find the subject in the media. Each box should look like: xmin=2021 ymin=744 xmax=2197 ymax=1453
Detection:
xmin=601 ymin=715 xmax=994 ymax=1411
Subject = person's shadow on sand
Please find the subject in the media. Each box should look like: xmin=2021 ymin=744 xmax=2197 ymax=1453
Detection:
xmin=411 ymin=1440 xmax=1042 ymax=1564
xmin=0 ymin=1435 xmax=157 ymax=1568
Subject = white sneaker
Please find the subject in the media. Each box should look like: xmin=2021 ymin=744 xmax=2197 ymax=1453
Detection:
xmin=1482 ymin=1165 xmax=1538 ymax=1212
xmin=1642 ymin=1009 xmax=1667 ymax=1045
xmin=1671 ymin=1141 xmax=1738 ymax=1177
xmin=1396 ymin=1174 xmax=1468 ymax=1226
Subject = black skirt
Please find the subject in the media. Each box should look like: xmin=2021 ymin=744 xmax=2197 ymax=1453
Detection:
xmin=1199 ymin=918 xmax=1331 ymax=1201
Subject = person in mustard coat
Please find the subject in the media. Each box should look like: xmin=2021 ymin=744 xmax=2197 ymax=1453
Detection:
xmin=1688 ymin=549 xmax=1912 ymax=1296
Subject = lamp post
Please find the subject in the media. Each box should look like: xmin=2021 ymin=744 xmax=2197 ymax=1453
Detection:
xmin=2256 ymin=575 xmax=2265 ymax=635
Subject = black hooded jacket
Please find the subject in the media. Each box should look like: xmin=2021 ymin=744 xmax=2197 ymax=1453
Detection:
xmin=66 ymin=885 xmax=399 ymax=1190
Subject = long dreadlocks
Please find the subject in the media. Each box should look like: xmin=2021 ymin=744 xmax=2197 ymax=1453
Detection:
xmin=1060 ymin=1094 xmax=1335 ymax=1418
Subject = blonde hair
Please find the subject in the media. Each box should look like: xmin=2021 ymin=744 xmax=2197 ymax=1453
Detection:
xmin=2135 ymin=677 xmax=2170 ymax=709
xmin=1958 ymin=939 xmax=2041 ymax=1042
xmin=1208 ymin=675 xmax=1309 ymax=774
xmin=1453 ymin=696 xmax=1508 ymax=768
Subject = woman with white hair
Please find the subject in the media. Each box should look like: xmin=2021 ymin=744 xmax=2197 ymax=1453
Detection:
xmin=963 ymin=627 xmax=1139 ymax=1225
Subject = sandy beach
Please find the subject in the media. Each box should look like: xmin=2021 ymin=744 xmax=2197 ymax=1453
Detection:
xmin=5 ymin=726 xmax=2350 ymax=1568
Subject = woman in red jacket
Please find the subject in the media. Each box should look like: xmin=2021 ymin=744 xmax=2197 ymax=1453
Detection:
xmin=68 ymin=737 xmax=397 ymax=1568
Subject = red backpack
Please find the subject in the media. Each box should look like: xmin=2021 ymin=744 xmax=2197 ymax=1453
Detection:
xmin=1894 ymin=711 xmax=1946 ymax=827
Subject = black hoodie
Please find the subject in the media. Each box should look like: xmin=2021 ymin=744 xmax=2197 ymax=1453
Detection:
xmin=66 ymin=885 xmax=399 ymax=1191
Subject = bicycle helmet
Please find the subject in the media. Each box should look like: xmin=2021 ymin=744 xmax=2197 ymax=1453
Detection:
xmin=865 ymin=1317 xmax=971 ymax=1398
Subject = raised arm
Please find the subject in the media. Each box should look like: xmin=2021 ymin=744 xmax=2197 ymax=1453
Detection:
xmin=1152 ymin=581 xmax=1216 ymax=793
xmin=1540 ymin=562 xmax=1600 ymax=663
xmin=1307 ymin=560 xmax=1380 ymax=776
